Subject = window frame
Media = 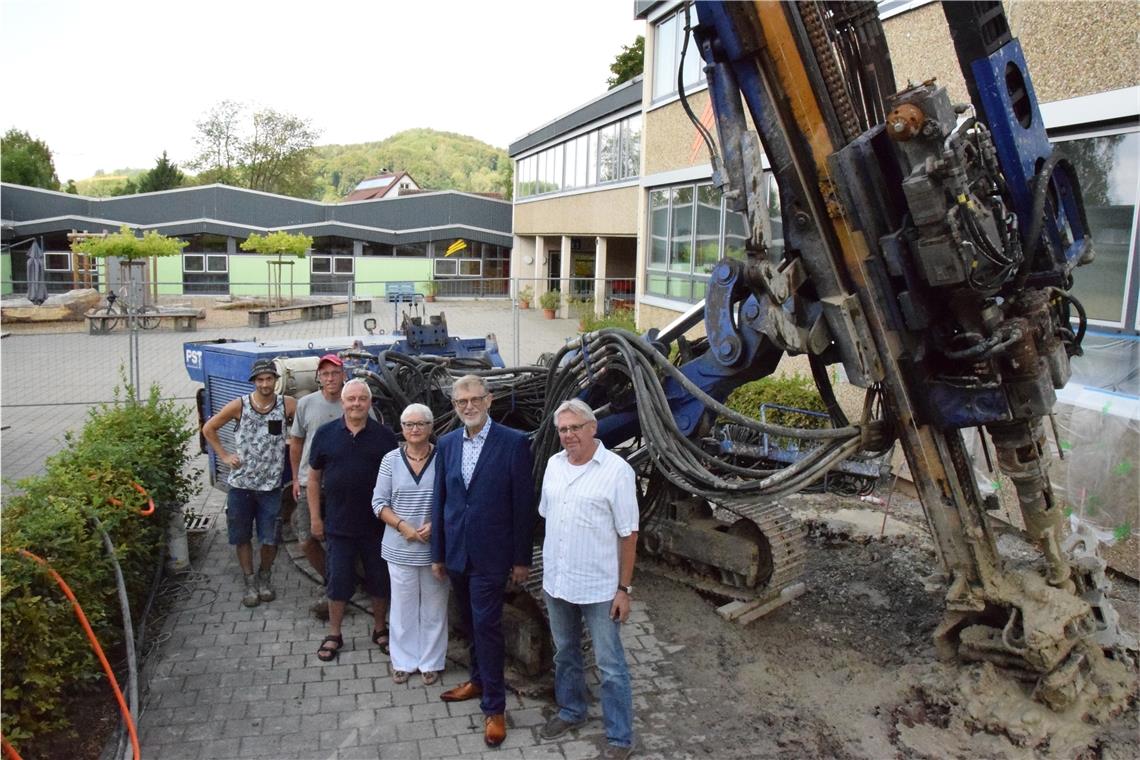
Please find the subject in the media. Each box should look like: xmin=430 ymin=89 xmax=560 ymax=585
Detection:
xmin=44 ymin=252 xmax=73 ymax=272
xmin=651 ymin=3 xmax=706 ymax=104
xmin=645 ymin=179 xmax=757 ymax=304
xmin=1050 ymin=124 xmax=1139 ymax=331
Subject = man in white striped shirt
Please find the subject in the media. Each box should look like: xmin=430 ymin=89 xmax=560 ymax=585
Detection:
xmin=538 ymin=399 xmax=638 ymax=760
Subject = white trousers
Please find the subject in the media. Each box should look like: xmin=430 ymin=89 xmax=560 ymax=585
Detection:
xmin=387 ymin=561 xmax=450 ymax=673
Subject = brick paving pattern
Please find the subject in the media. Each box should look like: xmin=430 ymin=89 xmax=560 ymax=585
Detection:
xmin=1 ymin=300 xmax=708 ymax=759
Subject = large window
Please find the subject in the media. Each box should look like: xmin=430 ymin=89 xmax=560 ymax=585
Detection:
xmin=1052 ymin=129 xmax=1138 ymax=327
xmin=652 ymin=4 xmax=705 ymax=101
xmin=646 ymin=180 xmax=771 ymax=303
xmin=310 ymin=255 xmax=354 ymax=295
xmin=183 ymin=253 xmax=230 ymax=294
xmin=516 ymin=115 xmax=641 ymax=199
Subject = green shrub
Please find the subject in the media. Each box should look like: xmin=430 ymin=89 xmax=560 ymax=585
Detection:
xmin=1 ymin=381 xmax=198 ymax=747
xmin=580 ymin=307 xmax=637 ymax=333
xmin=724 ymin=373 xmax=829 ymax=430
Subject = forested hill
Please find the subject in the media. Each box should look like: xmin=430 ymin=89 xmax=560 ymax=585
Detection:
xmin=311 ymin=129 xmax=512 ymax=201
xmin=73 ymin=128 xmax=513 ymax=201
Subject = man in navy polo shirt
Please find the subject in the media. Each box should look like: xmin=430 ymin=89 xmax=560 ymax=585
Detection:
xmin=307 ymin=379 xmax=398 ymax=661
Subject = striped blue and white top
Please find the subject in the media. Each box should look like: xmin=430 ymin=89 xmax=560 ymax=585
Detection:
xmin=372 ymin=446 xmax=437 ymax=566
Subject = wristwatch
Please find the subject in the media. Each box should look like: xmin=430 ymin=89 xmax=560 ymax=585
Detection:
xmin=618 ymin=584 xmax=633 ymax=596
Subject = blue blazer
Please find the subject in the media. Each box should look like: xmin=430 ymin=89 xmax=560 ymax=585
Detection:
xmin=431 ymin=421 xmax=536 ymax=575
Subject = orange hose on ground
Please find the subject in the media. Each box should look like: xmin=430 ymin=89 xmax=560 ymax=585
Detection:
xmin=15 ymin=549 xmax=141 ymax=760
xmin=1 ymin=734 xmax=22 ymax=760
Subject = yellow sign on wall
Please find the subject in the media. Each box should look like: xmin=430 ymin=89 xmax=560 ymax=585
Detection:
xmin=445 ymin=239 xmax=467 ymax=256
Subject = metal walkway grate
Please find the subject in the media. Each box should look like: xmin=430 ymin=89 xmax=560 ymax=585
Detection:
xmin=184 ymin=513 xmax=215 ymax=533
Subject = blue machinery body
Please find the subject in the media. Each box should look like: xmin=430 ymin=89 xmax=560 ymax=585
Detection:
xmin=185 ymin=320 xmax=503 ymax=488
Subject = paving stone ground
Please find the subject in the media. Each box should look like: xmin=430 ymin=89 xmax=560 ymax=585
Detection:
xmin=137 ymin=488 xmax=703 ymax=760
xmin=1 ymin=301 xmax=710 ymax=759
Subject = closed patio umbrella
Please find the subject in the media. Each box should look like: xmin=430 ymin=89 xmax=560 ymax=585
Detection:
xmin=26 ymin=240 xmax=48 ymax=305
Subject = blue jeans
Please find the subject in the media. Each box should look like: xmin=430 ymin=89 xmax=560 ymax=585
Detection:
xmin=226 ymin=487 xmax=281 ymax=546
xmin=544 ymin=592 xmax=634 ymax=749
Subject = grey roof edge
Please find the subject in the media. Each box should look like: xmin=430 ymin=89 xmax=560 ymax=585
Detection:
xmin=508 ymin=76 xmax=644 ymax=157
xmin=2 ymin=184 xmax=512 ymax=242
xmin=6 ymin=215 xmax=512 ymax=248
xmin=336 ymin=189 xmax=511 ymax=209
xmin=1 ymin=181 xmax=508 ymax=210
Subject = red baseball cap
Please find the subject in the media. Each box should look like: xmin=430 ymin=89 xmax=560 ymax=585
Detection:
xmin=317 ymin=354 xmax=344 ymax=369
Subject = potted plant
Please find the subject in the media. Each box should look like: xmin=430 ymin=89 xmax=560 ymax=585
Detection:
xmin=424 ymin=280 xmax=438 ymax=302
xmin=569 ymin=295 xmax=596 ymax=331
xmin=539 ymin=288 xmax=561 ymax=319
xmin=517 ymin=284 xmax=534 ymax=310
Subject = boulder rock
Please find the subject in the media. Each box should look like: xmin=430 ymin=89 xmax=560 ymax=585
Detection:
xmin=1 ymin=289 xmax=102 ymax=322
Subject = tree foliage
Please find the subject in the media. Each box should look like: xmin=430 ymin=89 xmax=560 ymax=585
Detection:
xmin=111 ymin=177 xmax=138 ymax=196
xmin=189 ymin=100 xmax=243 ymax=185
xmin=1 ymin=129 xmax=61 ymax=190
xmin=136 ymin=151 xmax=186 ymax=193
xmin=607 ymin=36 xmax=644 ymax=89
xmin=70 ymin=225 xmax=187 ymax=261
xmin=239 ymin=230 xmax=313 ymax=259
xmin=75 ymin=170 xmax=146 ymax=197
xmin=189 ymin=101 xmax=319 ymax=197
xmin=310 ymin=129 xmax=511 ymax=201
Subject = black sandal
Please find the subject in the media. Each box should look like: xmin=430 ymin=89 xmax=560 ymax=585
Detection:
xmin=371 ymin=627 xmax=390 ymax=654
xmin=317 ymin=634 xmax=343 ymax=662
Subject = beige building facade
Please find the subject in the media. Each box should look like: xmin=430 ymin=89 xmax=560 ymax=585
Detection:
xmin=510 ymin=0 xmax=1138 ymax=340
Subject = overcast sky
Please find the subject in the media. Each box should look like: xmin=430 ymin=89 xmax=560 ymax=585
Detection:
xmin=2 ymin=0 xmax=644 ymax=182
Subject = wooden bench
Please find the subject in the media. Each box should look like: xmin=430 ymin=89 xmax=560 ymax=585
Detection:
xmin=86 ymin=308 xmax=204 ymax=335
xmin=247 ymin=298 xmax=372 ymax=328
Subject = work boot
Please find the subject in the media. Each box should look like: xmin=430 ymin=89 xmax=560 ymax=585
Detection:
xmin=257 ymin=568 xmax=276 ymax=602
xmin=242 ymin=574 xmax=260 ymax=607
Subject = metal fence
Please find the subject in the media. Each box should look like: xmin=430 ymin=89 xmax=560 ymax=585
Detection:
xmin=0 ymin=276 xmax=640 ymax=486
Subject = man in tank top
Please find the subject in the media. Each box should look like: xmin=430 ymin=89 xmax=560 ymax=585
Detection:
xmin=203 ymin=358 xmax=297 ymax=608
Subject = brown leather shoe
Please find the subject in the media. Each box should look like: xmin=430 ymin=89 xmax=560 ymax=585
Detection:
xmin=483 ymin=713 xmax=506 ymax=747
xmin=439 ymin=680 xmax=483 ymax=702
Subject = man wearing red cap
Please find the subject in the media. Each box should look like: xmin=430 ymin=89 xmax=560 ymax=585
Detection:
xmin=289 ymin=353 xmax=349 ymax=620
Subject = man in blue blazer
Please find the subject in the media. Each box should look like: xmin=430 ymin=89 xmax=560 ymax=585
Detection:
xmin=431 ymin=374 xmax=535 ymax=748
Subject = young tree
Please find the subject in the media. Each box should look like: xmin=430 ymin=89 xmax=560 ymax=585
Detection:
xmin=72 ymin=224 xmax=187 ymax=261
xmin=607 ymin=36 xmax=644 ymax=89
xmin=1 ymin=129 xmax=61 ymax=190
xmin=240 ymin=230 xmax=313 ymax=305
xmin=136 ymin=151 xmax=186 ymax=193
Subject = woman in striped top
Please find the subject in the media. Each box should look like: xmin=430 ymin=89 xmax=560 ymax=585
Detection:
xmin=372 ymin=403 xmax=449 ymax=686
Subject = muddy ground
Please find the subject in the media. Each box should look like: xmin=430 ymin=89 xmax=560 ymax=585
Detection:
xmin=640 ymin=492 xmax=1139 ymax=759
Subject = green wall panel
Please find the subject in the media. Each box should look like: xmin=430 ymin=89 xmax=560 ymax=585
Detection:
xmin=1 ymin=251 xmax=11 ymax=295
xmin=229 ymin=255 xmax=311 ymax=298
xmin=354 ymin=258 xmax=434 ymax=297
xmin=156 ymin=256 xmax=183 ymax=296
